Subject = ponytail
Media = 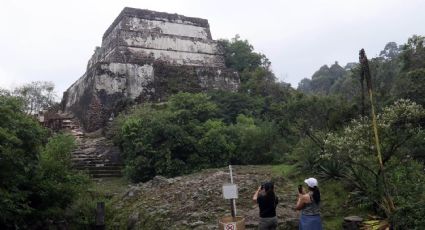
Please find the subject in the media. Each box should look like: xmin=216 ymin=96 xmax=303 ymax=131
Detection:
xmin=264 ymin=182 xmax=276 ymax=202
xmin=312 ymin=186 xmax=321 ymax=204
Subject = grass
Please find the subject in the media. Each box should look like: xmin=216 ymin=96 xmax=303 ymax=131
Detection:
xmin=91 ymin=177 xmax=130 ymax=196
xmin=64 ymin=177 xmax=132 ymax=229
xmin=271 ymin=163 xmax=297 ymax=177
xmin=320 ymin=180 xmax=348 ymax=229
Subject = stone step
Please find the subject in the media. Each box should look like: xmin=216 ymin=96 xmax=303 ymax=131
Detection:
xmin=72 ymin=159 xmax=108 ymax=164
xmin=74 ymin=165 xmax=123 ymax=170
xmin=74 ymin=168 xmax=123 ymax=173
xmin=72 ymin=148 xmax=118 ymax=153
xmin=73 ymin=169 xmax=122 ymax=178
xmin=73 ymin=148 xmax=102 ymax=152
xmin=72 ymin=147 xmax=98 ymax=153
xmin=72 ymin=154 xmax=108 ymax=157
xmin=72 ymin=161 xmax=109 ymax=166
xmin=73 ymin=164 xmax=124 ymax=178
xmin=71 ymin=154 xmax=107 ymax=160
xmin=72 ymin=158 xmax=105 ymax=161
xmin=73 ymin=162 xmax=124 ymax=167
xmin=91 ymin=173 xmax=123 ymax=178
xmin=76 ymin=168 xmax=122 ymax=173
xmin=85 ymin=169 xmax=122 ymax=174
xmin=69 ymin=130 xmax=123 ymax=178
xmin=72 ymin=151 xmax=102 ymax=155
xmin=71 ymin=156 xmax=105 ymax=160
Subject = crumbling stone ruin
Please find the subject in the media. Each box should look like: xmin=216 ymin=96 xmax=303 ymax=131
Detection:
xmin=61 ymin=7 xmax=240 ymax=131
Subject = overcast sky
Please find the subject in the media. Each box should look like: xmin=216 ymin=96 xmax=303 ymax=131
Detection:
xmin=1 ymin=0 xmax=425 ymax=96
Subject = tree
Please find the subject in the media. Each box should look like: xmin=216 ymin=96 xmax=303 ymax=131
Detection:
xmin=297 ymin=78 xmax=312 ymax=94
xmin=392 ymin=68 xmax=425 ymax=106
xmin=329 ymin=72 xmax=360 ymax=101
xmin=229 ymin=115 xmax=280 ymax=164
xmin=168 ymin=92 xmax=218 ymax=123
xmin=379 ymin=42 xmax=401 ymax=60
xmin=219 ymin=35 xmax=294 ymax=104
xmin=273 ymin=94 xmax=357 ymax=152
xmin=115 ymin=92 xmax=287 ymax=182
xmin=0 ymin=95 xmax=46 ymax=227
xmin=117 ymin=93 xmax=220 ymax=182
xmin=0 ymin=94 xmax=88 ymax=228
xmin=196 ymin=120 xmax=236 ymax=167
xmin=13 ymin=81 xmax=57 ymax=115
xmin=31 ymin=134 xmax=88 ymax=221
xmin=299 ymin=62 xmax=347 ymax=95
xmin=400 ymin=35 xmax=425 ymax=71
xmin=0 ymin=88 xmax=10 ymax=96
xmin=208 ymin=90 xmax=264 ymax=123
xmin=218 ymin=35 xmax=267 ymax=72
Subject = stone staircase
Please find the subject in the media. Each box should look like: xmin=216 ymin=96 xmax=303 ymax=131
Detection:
xmin=71 ymin=136 xmax=124 ymax=178
xmin=64 ymin=118 xmax=124 ymax=178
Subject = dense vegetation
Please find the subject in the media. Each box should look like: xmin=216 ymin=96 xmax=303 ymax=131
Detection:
xmin=296 ymin=35 xmax=425 ymax=228
xmin=1 ymin=34 xmax=424 ymax=228
xmin=113 ymin=36 xmax=360 ymax=183
xmin=298 ymin=35 xmax=425 ymax=108
xmin=112 ymin=34 xmax=425 ymax=228
xmin=0 ymin=93 xmax=90 ymax=229
xmin=113 ymin=93 xmax=285 ymax=182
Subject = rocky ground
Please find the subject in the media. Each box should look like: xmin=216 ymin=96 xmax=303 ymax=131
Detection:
xmin=107 ymin=165 xmax=300 ymax=229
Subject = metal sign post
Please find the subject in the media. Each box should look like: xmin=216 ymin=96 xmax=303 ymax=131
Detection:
xmin=222 ymin=165 xmax=238 ymax=219
xmin=221 ymin=165 xmax=245 ymax=229
xmin=229 ymin=165 xmax=237 ymax=218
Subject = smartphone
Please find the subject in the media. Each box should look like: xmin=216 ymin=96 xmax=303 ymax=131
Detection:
xmin=298 ymin=185 xmax=303 ymax=194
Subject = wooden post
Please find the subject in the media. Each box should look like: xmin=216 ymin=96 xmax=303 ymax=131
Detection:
xmin=95 ymin=202 xmax=105 ymax=230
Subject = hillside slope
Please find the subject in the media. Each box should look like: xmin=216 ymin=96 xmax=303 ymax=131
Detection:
xmin=107 ymin=165 xmax=299 ymax=229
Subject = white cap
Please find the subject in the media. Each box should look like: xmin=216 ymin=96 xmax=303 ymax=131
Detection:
xmin=304 ymin=178 xmax=318 ymax=188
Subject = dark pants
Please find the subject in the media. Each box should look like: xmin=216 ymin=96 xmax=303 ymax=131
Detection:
xmin=259 ymin=216 xmax=278 ymax=230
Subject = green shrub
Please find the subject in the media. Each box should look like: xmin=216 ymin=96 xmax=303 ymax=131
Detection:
xmin=387 ymin=159 xmax=425 ymax=226
xmin=0 ymin=95 xmax=89 ymax=228
xmin=391 ymin=201 xmax=425 ymax=230
xmin=0 ymin=95 xmax=46 ymax=228
xmin=322 ymin=100 xmax=425 ymax=222
xmin=31 ymin=134 xmax=89 ymax=220
xmin=115 ymin=93 xmax=287 ymax=182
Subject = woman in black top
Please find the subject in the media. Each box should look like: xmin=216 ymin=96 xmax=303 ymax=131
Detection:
xmin=253 ymin=182 xmax=279 ymax=230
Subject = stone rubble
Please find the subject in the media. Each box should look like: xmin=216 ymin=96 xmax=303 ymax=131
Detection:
xmin=114 ymin=165 xmax=300 ymax=229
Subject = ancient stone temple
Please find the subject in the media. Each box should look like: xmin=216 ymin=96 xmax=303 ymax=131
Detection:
xmin=62 ymin=7 xmax=239 ymax=131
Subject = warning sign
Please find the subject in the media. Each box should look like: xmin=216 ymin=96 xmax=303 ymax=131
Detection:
xmin=224 ymin=222 xmax=237 ymax=230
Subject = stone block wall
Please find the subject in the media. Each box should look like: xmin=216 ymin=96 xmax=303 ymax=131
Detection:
xmin=62 ymin=7 xmax=239 ymax=131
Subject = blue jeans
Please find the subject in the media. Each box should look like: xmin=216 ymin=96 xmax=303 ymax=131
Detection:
xmin=299 ymin=214 xmax=322 ymax=230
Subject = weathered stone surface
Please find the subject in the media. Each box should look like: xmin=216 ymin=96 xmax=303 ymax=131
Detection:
xmin=62 ymin=7 xmax=239 ymax=131
xmin=127 ymin=212 xmax=139 ymax=230
xmin=110 ymin=166 xmax=299 ymax=229
xmin=71 ymin=133 xmax=124 ymax=178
